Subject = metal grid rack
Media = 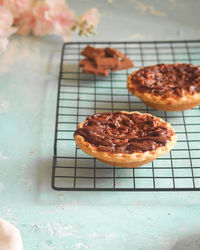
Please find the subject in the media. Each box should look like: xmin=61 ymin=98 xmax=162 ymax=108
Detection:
xmin=52 ymin=40 xmax=200 ymax=191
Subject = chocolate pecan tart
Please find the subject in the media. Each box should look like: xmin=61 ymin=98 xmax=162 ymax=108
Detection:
xmin=74 ymin=111 xmax=177 ymax=167
xmin=127 ymin=63 xmax=200 ymax=111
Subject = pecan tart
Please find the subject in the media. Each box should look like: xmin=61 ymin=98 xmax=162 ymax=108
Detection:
xmin=127 ymin=63 xmax=200 ymax=111
xmin=74 ymin=111 xmax=177 ymax=167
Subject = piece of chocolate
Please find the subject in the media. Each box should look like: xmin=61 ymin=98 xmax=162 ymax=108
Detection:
xmin=79 ymin=59 xmax=94 ymax=67
xmin=112 ymin=58 xmax=134 ymax=71
xmin=83 ymin=64 xmax=109 ymax=76
xmin=95 ymin=57 xmax=119 ymax=69
xmin=105 ymin=47 xmax=127 ymax=59
xmin=81 ymin=45 xmax=105 ymax=60
xmin=79 ymin=45 xmax=134 ymax=76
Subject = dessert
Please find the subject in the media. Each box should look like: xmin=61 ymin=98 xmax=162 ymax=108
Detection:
xmin=74 ymin=111 xmax=177 ymax=167
xmin=127 ymin=63 xmax=200 ymax=111
xmin=79 ymin=45 xmax=134 ymax=76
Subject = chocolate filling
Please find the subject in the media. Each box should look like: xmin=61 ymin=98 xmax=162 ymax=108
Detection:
xmin=131 ymin=64 xmax=200 ymax=97
xmin=74 ymin=112 xmax=174 ymax=154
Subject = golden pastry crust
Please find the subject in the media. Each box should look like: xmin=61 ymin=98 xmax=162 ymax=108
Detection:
xmin=127 ymin=65 xmax=200 ymax=111
xmin=74 ymin=111 xmax=177 ymax=168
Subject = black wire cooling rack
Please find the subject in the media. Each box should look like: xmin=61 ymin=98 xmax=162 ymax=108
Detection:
xmin=52 ymin=40 xmax=200 ymax=191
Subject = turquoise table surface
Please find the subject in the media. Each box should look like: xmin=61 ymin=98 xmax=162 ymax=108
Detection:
xmin=1 ymin=0 xmax=200 ymax=249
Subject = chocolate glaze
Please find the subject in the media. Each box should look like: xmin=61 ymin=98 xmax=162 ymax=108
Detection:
xmin=74 ymin=112 xmax=174 ymax=154
xmin=131 ymin=64 xmax=200 ymax=98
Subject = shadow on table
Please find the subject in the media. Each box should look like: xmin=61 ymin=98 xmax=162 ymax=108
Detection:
xmin=171 ymin=234 xmax=200 ymax=250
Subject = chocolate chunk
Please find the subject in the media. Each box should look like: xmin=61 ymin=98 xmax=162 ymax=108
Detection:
xmin=95 ymin=57 xmax=119 ymax=69
xmin=83 ymin=64 xmax=109 ymax=76
xmin=112 ymin=58 xmax=134 ymax=71
xmin=81 ymin=45 xmax=105 ymax=60
xmin=105 ymin=47 xmax=127 ymax=59
xmin=79 ymin=59 xmax=94 ymax=67
xmin=79 ymin=45 xmax=134 ymax=76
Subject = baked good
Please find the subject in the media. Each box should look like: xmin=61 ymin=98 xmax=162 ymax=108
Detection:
xmin=74 ymin=111 xmax=177 ymax=167
xmin=127 ymin=63 xmax=200 ymax=111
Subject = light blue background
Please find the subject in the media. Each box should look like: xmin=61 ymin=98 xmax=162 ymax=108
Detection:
xmin=1 ymin=0 xmax=200 ymax=249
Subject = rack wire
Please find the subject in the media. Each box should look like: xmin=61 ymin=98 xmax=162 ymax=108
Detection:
xmin=52 ymin=40 xmax=200 ymax=191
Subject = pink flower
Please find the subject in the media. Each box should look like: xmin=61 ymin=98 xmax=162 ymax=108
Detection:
xmin=1 ymin=0 xmax=34 ymax=18
xmin=0 ymin=0 xmax=100 ymax=53
xmin=0 ymin=6 xmax=17 ymax=37
xmin=32 ymin=2 xmax=53 ymax=36
xmin=81 ymin=8 xmax=100 ymax=27
xmin=44 ymin=0 xmax=75 ymax=41
xmin=0 ymin=6 xmax=17 ymax=53
xmin=14 ymin=10 xmax=35 ymax=36
xmin=1 ymin=0 xmax=35 ymax=36
xmin=32 ymin=0 xmax=75 ymax=41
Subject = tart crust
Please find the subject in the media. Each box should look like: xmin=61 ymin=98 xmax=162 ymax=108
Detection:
xmin=127 ymin=65 xmax=200 ymax=111
xmin=74 ymin=111 xmax=177 ymax=168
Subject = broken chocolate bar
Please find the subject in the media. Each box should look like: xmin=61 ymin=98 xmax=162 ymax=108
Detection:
xmin=79 ymin=45 xmax=134 ymax=76
xmin=83 ymin=64 xmax=109 ymax=76
xmin=105 ymin=47 xmax=127 ymax=59
xmin=95 ymin=57 xmax=119 ymax=69
xmin=79 ymin=59 xmax=94 ymax=67
xmin=81 ymin=45 xmax=105 ymax=60
xmin=112 ymin=58 xmax=134 ymax=71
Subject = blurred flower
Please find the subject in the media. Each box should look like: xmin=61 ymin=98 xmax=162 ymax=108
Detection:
xmin=0 ymin=6 xmax=17 ymax=53
xmin=0 ymin=6 xmax=17 ymax=37
xmin=73 ymin=8 xmax=100 ymax=37
xmin=1 ymin=0 xmax=34 ymax=18
xmin=31 ymin=0 xmax=75 ymax=41
xmin=81 ymin=8 xmax=99 ymax=27
xmin=42 ymin=0 xmax=75 ymax=41
xmin=15 ymin=10 xmax=35 ymax=35
xmin=0 ymin=0 xmax=100 ymax=54
xmin=32 ymin=2 xmax=53 ymax=36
